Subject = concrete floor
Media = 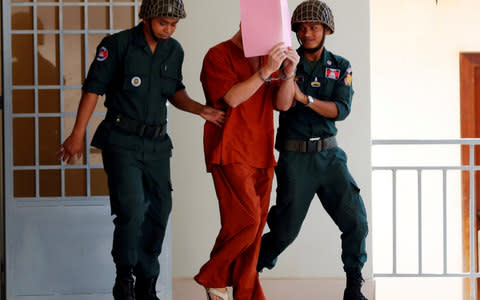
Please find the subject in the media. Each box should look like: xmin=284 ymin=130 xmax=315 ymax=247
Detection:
xmin=173 ymin=277 xmax=375 ymax=300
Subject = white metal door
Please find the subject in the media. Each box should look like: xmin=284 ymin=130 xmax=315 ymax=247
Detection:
xmin=2 ymin=1 xmax=172 ymax=299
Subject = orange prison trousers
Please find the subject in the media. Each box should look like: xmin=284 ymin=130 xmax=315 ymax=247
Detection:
xmin=195 ymin=163 xmax=274 ymax=300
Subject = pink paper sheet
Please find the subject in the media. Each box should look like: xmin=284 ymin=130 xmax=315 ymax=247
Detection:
xmin=240 ymin=0 xmax=292 ymax=57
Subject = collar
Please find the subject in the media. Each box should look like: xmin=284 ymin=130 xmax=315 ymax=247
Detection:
xmin=297 ymin=47 xmax=332 ymax=74
xmin=133 ymin=23 xmax=148 ymax=49
xmin=133 ymin=22 xmax=166 ymax=54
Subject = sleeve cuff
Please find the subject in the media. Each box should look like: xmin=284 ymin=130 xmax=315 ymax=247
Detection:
xmin=176 ymin=81 xmax=186 ymax=92
xmin=334 ymin=101 xmax=350 ymax=121
xmin=82 ymin=82 xmax=106 ymax=96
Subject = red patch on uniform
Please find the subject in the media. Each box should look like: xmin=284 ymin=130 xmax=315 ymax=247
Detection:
xmin=96 ymin=46 xmax=108 ymax=61
xmin=325 ymin=68 xmax=340 ymax=80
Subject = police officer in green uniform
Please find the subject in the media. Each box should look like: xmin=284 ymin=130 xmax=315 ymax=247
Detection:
xmin=57 ymin=0 xmax=224 ymax=299
xmin=256 ymin=1 xmax=369 ymax=299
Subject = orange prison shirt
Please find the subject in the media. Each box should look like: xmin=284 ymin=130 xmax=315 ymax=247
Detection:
xmin=201 ymin=40 xmax=279 ymax=172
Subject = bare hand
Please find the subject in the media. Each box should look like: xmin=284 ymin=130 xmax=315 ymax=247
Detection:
xmin=264 ymin=42 xmax=288 ymax=77
xmin=56 ymin=132 xmax=84 ymax=163
xmin=282 ymin=48 xmax=300 ymax=78
xmin=200 ymin=106 xmax=225 ymax=127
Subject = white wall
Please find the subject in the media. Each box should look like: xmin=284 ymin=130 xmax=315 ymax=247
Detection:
xmin=371 ymin=0 xmax=480 ymax=139
xmin=170 ymin=0 xmax=371 ymax=280
xmin=371 ymin=0 xmax=480 ymax=299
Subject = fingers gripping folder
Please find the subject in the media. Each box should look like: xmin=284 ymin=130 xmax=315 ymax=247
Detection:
xmin=240 ymin=0 xmax=292 ymax=57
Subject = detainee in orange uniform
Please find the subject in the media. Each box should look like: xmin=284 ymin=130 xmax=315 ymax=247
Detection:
xmin=194 ymin=29 xmax=299 ymax=300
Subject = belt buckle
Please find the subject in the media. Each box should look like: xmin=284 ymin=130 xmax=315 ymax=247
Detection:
xmin=308 ymin=137 xmax=321 ymax=152
xmin=142 ymin=124 xmax=164 ymax=138
xmin=138 ymin=124 xmax=147 ymax=137
xmin=144 ymin=125 xmax=157 ymax=138
xmin=153 ymin=126 xmax=162 ymax=138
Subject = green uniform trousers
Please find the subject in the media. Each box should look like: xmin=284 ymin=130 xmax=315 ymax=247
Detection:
xmin=102 ymin=146 xmax=172 ymax=278
xmin=258 ymin=147 xmax=368 ymax=273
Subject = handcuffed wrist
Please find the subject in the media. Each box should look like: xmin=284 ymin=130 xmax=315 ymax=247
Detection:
xmin=280 ymin=68 xmax=296 ymax=81
xmin=281 ymin=73 xmax=295 ymax=81
xmin=259 ymin=68 xmax=275 ymax=82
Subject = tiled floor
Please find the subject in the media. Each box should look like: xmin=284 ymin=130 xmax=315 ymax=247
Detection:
xmin=173 ymin=278 xmax=375 ymax=300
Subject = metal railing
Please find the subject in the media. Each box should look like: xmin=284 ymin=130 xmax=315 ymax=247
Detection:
xmin=372 ymin=139 xmax=480 ymax=300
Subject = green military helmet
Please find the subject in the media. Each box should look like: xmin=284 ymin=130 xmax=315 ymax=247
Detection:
xmin=139 ymin=0 xmax=186 ymax=20
xmin=291 ymin=0 xmax=334 ymax=34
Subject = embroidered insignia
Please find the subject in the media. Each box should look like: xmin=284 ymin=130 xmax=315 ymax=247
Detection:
xmin=344 ymin=74 xmax=352 ymax=86
xmin=96 ymin=46 xmax=108 ymax=61
xmin=131 ymin=76 xmax=142 ymax=87
xmin=325 ymin=68 xmax=340 ymax=80
xmin=311 ymin=76 xmax=321 ymax=87
xmin=344 ymin=68 xmax=353 ymax=86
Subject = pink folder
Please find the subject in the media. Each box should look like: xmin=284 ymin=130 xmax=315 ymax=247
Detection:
xmin=240 ymin=0 xmax=292 ymax=57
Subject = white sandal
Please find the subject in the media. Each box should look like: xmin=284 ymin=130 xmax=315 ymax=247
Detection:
xmin=206 ymin=287 xmax=229 ymax=300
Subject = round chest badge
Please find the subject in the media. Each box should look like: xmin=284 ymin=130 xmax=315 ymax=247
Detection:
xmin=131 ymin=76 xmax=142 ymax=87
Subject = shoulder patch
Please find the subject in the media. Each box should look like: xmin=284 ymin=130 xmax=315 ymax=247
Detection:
xmin=96 ymin=46 xmax=109 ymax=62
xmin=344 ymin=67 xmax=353 ymax=86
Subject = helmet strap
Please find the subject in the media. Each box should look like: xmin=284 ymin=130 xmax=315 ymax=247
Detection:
xmin=148 ymin=21 xmax=160 ymax=42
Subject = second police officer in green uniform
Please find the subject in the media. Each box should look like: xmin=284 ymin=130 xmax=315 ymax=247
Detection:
xmin=256 ymin=1 xmax=369 ymax=300
xmin=57 ymin=0 xmax=224 ymax=299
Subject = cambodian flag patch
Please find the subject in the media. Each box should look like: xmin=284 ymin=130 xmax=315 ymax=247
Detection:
xmin=96 ymin=46 xmax=108 ymax=61
xmin=325 ymin=68 xmax=340 ymax=80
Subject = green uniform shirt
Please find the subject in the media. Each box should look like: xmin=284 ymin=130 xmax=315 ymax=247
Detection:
xmin=84 ymin=23 xmax=185 ymax=152
xmin=276 ymin=48 xmax=354 ymax=148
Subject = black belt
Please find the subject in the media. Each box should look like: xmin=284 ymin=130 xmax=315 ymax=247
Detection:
xmin=105 ymin=110 xmax=167 ymax=139
xmin=280 ymin=136 xmax=337 ymax=153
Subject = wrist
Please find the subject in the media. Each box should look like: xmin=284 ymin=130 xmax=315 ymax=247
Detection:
xmin=199 ymin=105 xmax=209 ymax=117
xmin=295 ymin=93 xmax=306 ymax=104
xmin=301 ymin=94 xmax=308 ymax=105
xmin=71 ymin=128 xmax=85 ymax=138
xmin=281 ymin=68 xmax=296 ymax=80
xmin=305 ymin=95 xmax=314 ymax=107
xmin=260 ymin=67 xmax=274 ymax=79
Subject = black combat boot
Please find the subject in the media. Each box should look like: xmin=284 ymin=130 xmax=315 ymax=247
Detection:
xmin=135 ymin=275 xmax=159 ymax=300
xmin=343 ymin=272 xmax=368 ymax=300
xmin=113 ymin=267 xmax=135 ymax=300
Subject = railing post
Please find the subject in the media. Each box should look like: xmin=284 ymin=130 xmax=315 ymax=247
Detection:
xmin=418 ymin=169 xmax=423 ymax=275
xmin=392 ymin=169 xmax=397 ymax=274
xmin=442 ymin=169 xmax=448 ymax=275
xmin=470 ymin=143 xmax=476 ymax=300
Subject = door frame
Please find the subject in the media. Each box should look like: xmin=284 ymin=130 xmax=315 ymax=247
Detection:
xmin=460 ymin=52 xmax=480 ymax=299
xmin=1 ymin=4 xmax=5 ymax=300
xmin=1 ymin=2 xmax=172 ymax=299
xmin=2 ymin=3 xmax=12 ymax=299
